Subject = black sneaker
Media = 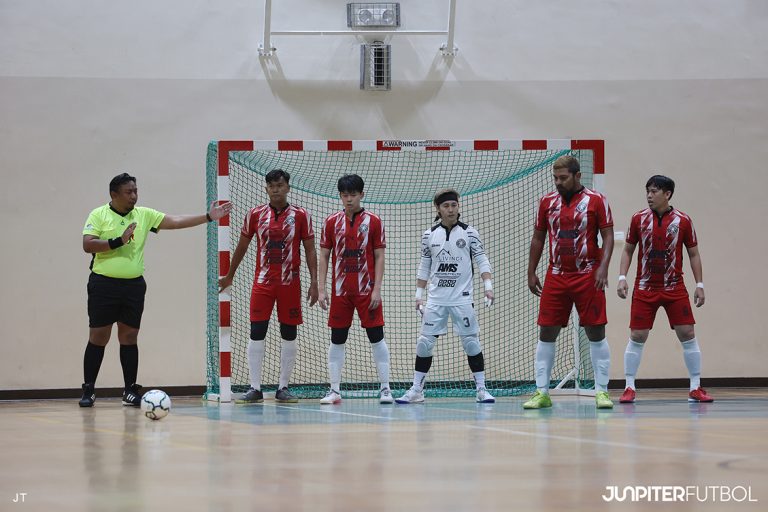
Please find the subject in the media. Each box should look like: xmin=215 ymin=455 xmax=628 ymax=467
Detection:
xmin=79 ymin=383 xmax=95 ymax=407
xmin=236 ymin=387 xmax=264 ymax=404
xmin=275 ymin=387 xmax=299 ymax=403
xmin=122 ymin=383 xmax=142 ymax=407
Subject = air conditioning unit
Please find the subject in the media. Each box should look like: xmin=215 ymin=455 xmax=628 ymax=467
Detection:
xmin=360 ymin=42 xmax=391 ymax=91
xmin=347 ymin=3 xmax=400 ymax=29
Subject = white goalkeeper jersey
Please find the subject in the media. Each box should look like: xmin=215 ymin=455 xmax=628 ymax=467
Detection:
xmin=417 ymin=221 xmax=492 ymax=306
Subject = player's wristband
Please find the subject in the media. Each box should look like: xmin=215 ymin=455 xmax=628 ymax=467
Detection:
xmin=415 ymin=288 xmax=425 ymax=300
xmin=618 ymin=275 xmax=627 ymax=282
xmin=696 ymin=282 xmax=704 ymax=289
xmin=206 ymin=212 xmax=213 ymax=222
xmin=484 ymin=280 xmax=493 ymax=292
xmin=108 ymin=237 xmax=124 ymax=249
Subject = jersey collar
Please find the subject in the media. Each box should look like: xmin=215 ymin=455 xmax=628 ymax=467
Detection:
xmin=108 ymin=202 xmax=134 ymax=217
xmin=270 ymin=202 xmax=290 ymax=216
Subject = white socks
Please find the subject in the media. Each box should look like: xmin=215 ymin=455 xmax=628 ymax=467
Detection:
xmin=278 ymin=339 xmax=297 ymax=390
xmin=247 ymin=339 xmax=266 ymax=391
xmin=370 ymin=339 xmax=390 ymax=390
xmin=473 ymin=371 xmax=486 ymax=390
xmin=412 ymin=371 xmax=427 ymax=391
xmin=624 ymin=339 xmax=645 ymax=390
xmin=589 ymin=339 xmax=611 ymax=392
xmin=535 ymin=341 xmax=556 ymax=393
xmin=681 ymin=338 xmax=702 ymax=390
xmin=328 ymin=343 xmax=346 ymax=392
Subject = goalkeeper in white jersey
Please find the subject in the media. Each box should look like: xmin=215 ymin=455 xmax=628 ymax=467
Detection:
xmin=396 ymin=189 xmax=496 ymax=404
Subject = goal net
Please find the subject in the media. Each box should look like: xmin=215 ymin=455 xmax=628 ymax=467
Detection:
xmin=206 ymin=140 xmax=603 ymax=401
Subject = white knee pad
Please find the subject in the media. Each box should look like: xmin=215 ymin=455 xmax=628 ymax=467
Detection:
xmin=416 ymin=334 xmax=437 ymax=358
xmin=461 ymin=335 xmax=482 ymax=357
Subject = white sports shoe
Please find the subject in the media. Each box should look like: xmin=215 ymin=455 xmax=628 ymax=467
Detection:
xmin=476 ymin=387 xmax=496 ymax=403
xmin=320 ymin=389 xmax=342 ymax=405
xmin=379 ymin=388 xmax=394 ymax=404
xmin=395 ymin=387 xmax=425 ymax=404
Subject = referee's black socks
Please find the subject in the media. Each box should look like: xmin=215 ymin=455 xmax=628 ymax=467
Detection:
xmin=120 ymin=344 xmax=139 ymax=388
xmin=83 ymin=342 xmax=105 ymax=384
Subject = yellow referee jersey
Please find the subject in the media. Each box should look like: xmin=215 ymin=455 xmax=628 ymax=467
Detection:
xmin=83 ymin=204 xmax=165 ymax=279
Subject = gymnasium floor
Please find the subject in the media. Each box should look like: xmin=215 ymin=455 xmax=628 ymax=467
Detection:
xmin=1 ymin=388 xmax=765 ymax=512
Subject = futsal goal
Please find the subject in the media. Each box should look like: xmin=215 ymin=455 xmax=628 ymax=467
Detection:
xmin=205 ymin=139 xmax=604 ymax=402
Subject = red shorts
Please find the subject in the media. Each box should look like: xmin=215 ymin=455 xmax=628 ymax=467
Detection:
xmin=630 ymin=287 xmax=695 ymax=330
xmin=250 ymin=280 xmax=303 ymax=325
xmin=538 ymin=271 xmax=607 ymax=327
xmin=328 ymin=294 xmax=384 ymax=329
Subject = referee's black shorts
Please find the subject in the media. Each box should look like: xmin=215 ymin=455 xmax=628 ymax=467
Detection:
xmin=87 ymin=273 xmax=147 ymax=328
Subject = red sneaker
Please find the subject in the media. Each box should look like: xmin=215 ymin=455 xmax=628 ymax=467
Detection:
xmin=688 ymin=387 xmax=714 ymax=402
xmin=619 ymin=387 xmax=636 ymax=403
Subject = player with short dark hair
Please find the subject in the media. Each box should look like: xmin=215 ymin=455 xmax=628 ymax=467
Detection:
xmin=317 ymin=174 xmax=392 ymax=404
xmin=396 ymin=189 xmax=496 ymax=404
xmin=524 ymin=155 xmax=615 ymax=410
xmin=616 ymin=175 xmax=713 ymax=403
xmin=218 ymin=169 xmax=318 ymax=404
xmin=81 ymin=173 xmax=232 ymax=407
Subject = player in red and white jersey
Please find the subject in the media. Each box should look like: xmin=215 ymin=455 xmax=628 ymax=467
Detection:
xmin=317 ymin=174 xmax=392 ymax=405
xmin=219 ymin=169 xmax=318 ymax=404
xmin=617 ymin=175 xmax=713 ymax=403
xmin=524 ymin=155 xmax=615 ymax=410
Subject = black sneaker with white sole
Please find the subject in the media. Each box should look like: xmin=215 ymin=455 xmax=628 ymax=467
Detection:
xmin=122 ymin=383 xmax=142 ymax=407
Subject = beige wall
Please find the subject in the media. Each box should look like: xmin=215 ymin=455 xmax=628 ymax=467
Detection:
xmin=1 ymin=0 xmax=766 ymax=390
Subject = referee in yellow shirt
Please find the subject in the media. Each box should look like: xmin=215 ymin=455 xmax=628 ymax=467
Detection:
xmin=80 ymin=173 xmax=231 ymax=407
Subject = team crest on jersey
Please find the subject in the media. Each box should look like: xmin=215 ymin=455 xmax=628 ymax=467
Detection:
xmin=456 ymin=239 xmax=466 ymax=249
xmin=285 ymin=216 xmax=295 ymax=225
xmin=359 ymin=224 xmax=369 ymax=233
xmin=667 ymin=224 xmax=679 ymax=235
xmin=576 ymin=202 xmax=588 ymax=213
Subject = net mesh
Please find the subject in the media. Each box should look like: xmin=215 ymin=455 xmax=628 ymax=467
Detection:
xmin=206 ymin=142 xmax=595 ymax=399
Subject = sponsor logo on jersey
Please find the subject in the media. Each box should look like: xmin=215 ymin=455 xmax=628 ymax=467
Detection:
xmin=558 ymin=229 xmax=579 ymax=239
xmin=343 ymin=248 xmax=364 ymax=258
xmin=436 ymin=263 xmax=458 ymax=273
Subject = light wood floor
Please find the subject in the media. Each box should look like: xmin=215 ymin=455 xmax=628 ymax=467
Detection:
xmin=1 ymin=388 xmax=766 ymax=512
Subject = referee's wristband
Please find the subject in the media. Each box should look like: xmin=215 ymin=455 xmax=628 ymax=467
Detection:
xmin=108 ymin=237 xmax=124 ymax=249
xmin=206 ymin=212 xmax=213 ymax=222
xmin=618 ymin=275 xmax=627 ymax=281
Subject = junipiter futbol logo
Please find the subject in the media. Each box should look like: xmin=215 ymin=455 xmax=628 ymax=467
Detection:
xmin=359 ymin=224 xmax=369 ymax=233
xmin=285 ymin=216 xmax=295 ymax=225
xmin=667 ymin=224 xmax=679 ymax=236
xmin=456 ymin=239 xmax=466 ymax=249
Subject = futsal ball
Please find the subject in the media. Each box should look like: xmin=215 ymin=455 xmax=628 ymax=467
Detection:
xmin=141 ymin=389 xmax=171 ymax=420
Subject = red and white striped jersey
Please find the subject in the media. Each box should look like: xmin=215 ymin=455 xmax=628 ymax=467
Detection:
xmin=241 ymin=204 xmax=314 ymax=285
xmin=320 ymin=209 xmax=386 ymax=296
xmin=625 ymin=207 xmax=697 ymax=291
xmin=535 ymin=187 xmax=613 ymax=274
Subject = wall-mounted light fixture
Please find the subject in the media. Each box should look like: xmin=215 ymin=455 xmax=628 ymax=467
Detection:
xmin=347 ymin=3 xmax=400 ymax=29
